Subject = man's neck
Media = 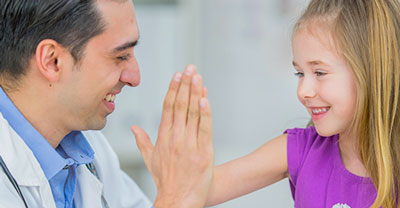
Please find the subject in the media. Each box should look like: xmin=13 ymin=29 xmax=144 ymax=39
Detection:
xmin=6 ymin=88 xmax=68 ymax=148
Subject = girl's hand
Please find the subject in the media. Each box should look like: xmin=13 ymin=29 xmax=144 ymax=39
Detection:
xmin=131 ymin=64 xmax=214 ymax=208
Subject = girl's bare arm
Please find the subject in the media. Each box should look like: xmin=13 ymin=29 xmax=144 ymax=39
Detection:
xmin=206 ymin=134 xmax=288 ymax=206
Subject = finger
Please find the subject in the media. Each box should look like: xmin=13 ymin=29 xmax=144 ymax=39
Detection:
xmin=186 ymin=74 xmax=203 ymax=145
xmin=202 ymin=87 xmax=208 ymax=98
xmin=198 ymin=97 xmax=212 ymax=150
xmin=173 ymin=65 xmax=196 ymax=140
xmin=159 ymin=72 xmax=182 ymax=136
xmin=131 ymin=125 xmax=154 ymax=171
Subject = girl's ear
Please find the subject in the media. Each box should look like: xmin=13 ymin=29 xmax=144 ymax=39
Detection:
xmin=35 ymin=39 xmax=63 ymax=82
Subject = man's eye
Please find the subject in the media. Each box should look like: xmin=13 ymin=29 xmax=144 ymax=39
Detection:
xmin=315 ymin=71 xmax=327 ymax=76
xmin=117 ymin=54 xmax=130 ymax=61
xmin=294 ymin=72 xmax=304 ymax=77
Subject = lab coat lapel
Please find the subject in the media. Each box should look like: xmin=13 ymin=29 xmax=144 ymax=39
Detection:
xmin=0 ymin=113 xmax=56 ymax=208
xmin=0 ymin=114 xmax=41 ymax=186
xmin=75 ymin=165 xmax=104 ymax=208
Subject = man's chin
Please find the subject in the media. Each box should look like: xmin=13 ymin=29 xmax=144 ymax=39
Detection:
xmin=84 ymin=117 xmax=107 ymax=131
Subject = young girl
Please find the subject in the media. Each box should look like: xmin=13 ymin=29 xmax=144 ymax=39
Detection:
xmin=205 ymin=0 xmax=400 ymax=207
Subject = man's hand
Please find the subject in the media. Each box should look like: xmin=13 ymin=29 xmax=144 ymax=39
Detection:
xmin=131 ymin=65 xmax=214 ymax=208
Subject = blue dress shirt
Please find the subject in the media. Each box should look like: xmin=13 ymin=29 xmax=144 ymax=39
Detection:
xmin=0 ymin=87 xmax=94 ymax=208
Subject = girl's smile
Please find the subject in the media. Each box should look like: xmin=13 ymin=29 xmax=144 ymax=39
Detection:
xmin=309 ymin=106 xmax=331 ymax=121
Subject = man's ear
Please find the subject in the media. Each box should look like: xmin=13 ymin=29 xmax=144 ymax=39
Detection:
xmin=35 ymin=39 xmax=65 ymax=82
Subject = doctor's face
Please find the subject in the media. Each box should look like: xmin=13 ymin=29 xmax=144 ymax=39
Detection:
xmin=58 ymin=0 xmax=140 ymax=131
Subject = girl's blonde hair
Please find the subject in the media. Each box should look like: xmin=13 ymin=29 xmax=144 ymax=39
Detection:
xmin=294 ymin=0 xmax=400 ymax=207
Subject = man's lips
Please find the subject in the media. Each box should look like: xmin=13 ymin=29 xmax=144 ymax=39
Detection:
xmin=103 ymin=91 xmax=120 ymax=112
xmin=104 ymin=93 xmax=116 ymax=102
xmin=103 ymin=90 xmax=121 ymax=103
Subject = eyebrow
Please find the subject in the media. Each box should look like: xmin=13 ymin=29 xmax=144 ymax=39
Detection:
xmin=113 ymin=39 xmax=139 ymax=53
xmin=309 ymin=60 xmax=328 ymax=66
xmin=292 ymin=60 xmax=329 ymax=67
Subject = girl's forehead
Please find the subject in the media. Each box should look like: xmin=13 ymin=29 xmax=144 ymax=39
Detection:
xmin=296 ymin=23 xmax=333 ymax=45
xmin=293 ymin=24 xmax=343 ymax=59
xmin=292 ymin=25 xmax=348 ymax=68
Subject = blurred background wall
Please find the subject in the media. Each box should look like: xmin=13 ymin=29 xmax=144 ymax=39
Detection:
xmin=102 ymin=0 xmax=310 ymax=207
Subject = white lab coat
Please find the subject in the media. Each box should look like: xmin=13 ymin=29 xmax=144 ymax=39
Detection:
xmin=0 ymin=113 xmax=152 ymax=208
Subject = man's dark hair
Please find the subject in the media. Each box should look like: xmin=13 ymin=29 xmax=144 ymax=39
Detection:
xmin=0 ymin=0 xmax=105 ymax=85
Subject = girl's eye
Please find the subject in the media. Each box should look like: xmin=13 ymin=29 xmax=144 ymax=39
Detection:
xmin=294 ymin=72 xmax=304 ymax=77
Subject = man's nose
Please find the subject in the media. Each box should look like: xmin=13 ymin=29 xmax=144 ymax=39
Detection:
xmin=297 ymin=77 xmax=316 ymax=100
xmin=120 ymin=56 xmax=140 ymax=87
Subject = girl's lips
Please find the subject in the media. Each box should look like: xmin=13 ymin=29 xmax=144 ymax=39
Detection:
xmin=311 ymin=107 xmax=330 ymax=114
xmin=310 ymin=107 xmax=330 ymax=121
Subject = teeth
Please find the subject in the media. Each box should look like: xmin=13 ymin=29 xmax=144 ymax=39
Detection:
xmin=104 ymin=94 xmax=116 ymax=102
xmin=312 ymin=107 xmax=329 ymax=114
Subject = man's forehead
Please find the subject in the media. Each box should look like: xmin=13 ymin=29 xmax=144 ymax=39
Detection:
xmin=97 ymin=0 xmax=137 ymax=26
xmin=88 ymin=0 xmax=138 ymax=53
xmin=97 ymin=0 xmax=130 ymax=4
xmin=96 ymin=0 xmax=138 ymax=31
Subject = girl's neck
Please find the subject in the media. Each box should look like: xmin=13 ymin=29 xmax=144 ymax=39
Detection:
xmin=338 ymin=132 xmax=369 ymax=178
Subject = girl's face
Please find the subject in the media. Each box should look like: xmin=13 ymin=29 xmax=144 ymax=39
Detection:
xmin=292 ymin=27 xmax=357 ymax=137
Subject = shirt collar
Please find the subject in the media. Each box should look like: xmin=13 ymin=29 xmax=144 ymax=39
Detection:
xmin=0 ymin=86 xmax=94 ymax=179
xmin=60 ymin=131 xmax=94 ymax=165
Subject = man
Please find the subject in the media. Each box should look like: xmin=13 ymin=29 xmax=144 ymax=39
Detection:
xmin=0 ymin=0 xmax=213 ymax=207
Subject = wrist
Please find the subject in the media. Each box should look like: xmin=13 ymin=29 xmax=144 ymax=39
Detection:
xmin=153 ymin=192 xmax=205 ymax=208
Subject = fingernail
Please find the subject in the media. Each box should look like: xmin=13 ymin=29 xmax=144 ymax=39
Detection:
xmin=192 ymin=75 xmax=199 ymax=85
xmin=200 ymin=98 xmax=208 ymax=108
xmin=203 ymin=87 xmax=208 ymax=97
xmin=185 ymin=66 xmax=194 ymax=76
xmin=174 ymin=72 xmax=182 ymax=82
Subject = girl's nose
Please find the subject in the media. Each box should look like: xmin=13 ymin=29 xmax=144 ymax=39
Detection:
xmin=297 ymin=77 xmax=316 ymax=100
